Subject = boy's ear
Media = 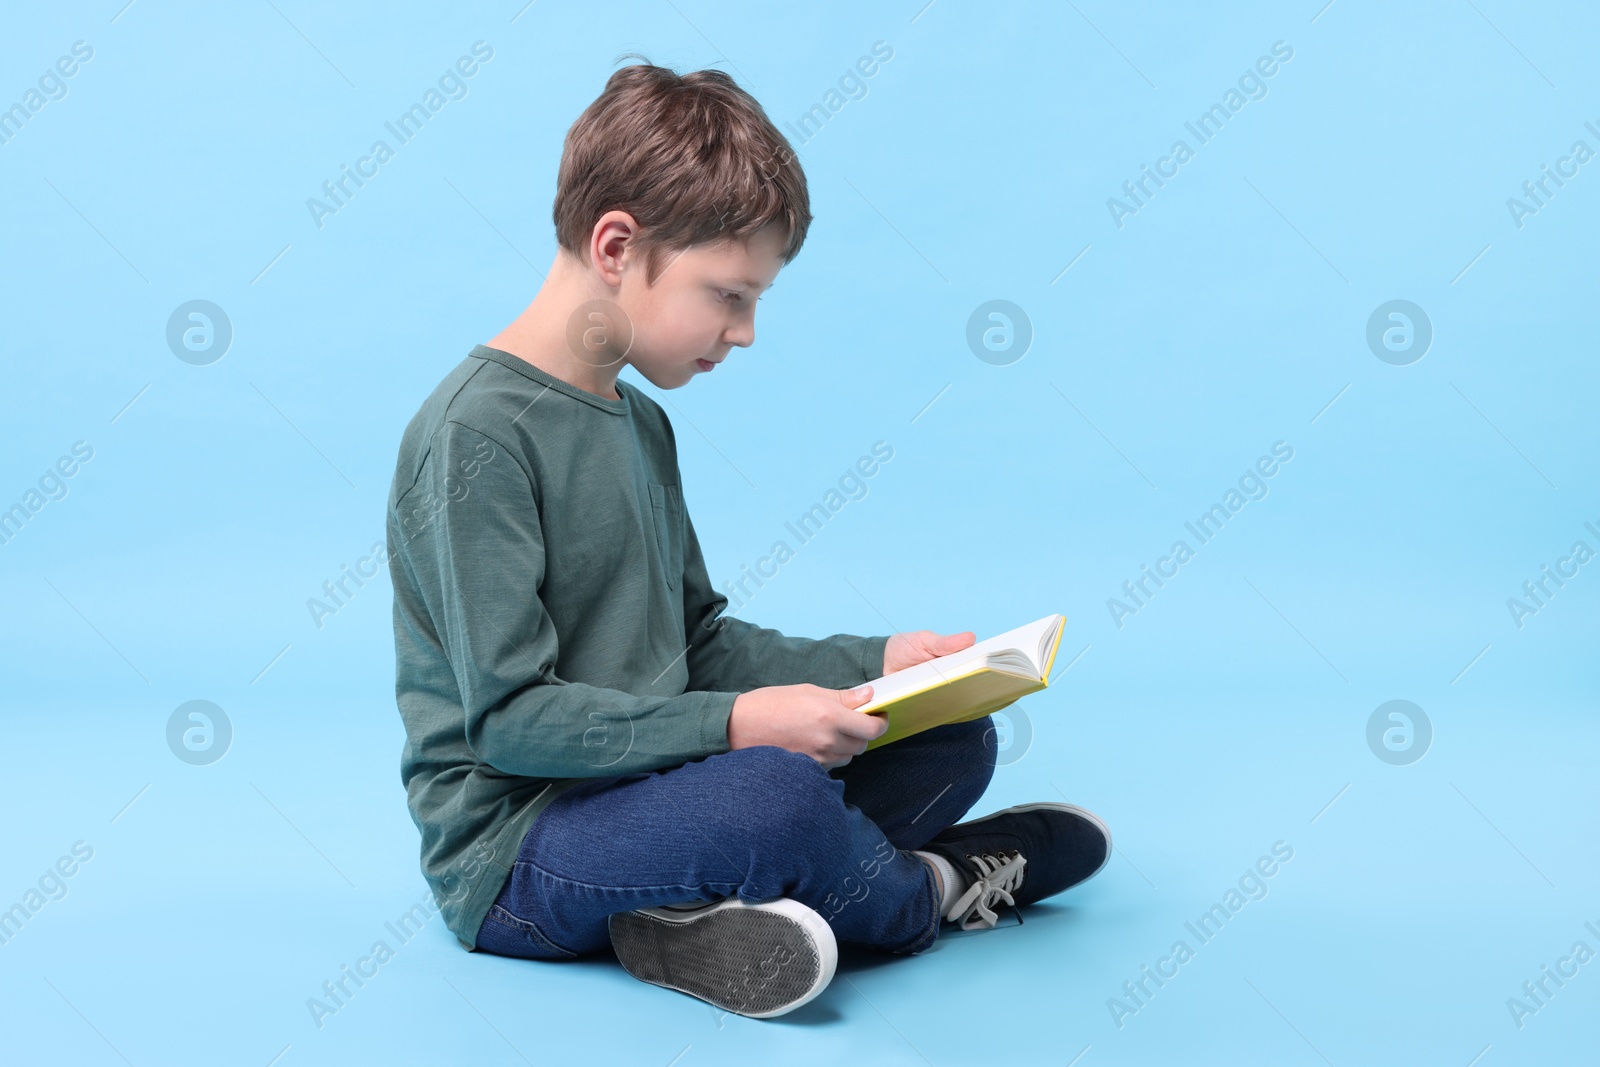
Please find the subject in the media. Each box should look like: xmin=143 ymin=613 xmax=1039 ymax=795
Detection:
xmin=590 ymin=210 xmax=644 ymax=285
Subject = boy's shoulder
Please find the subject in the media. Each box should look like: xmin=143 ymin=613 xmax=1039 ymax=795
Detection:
xmin=393 ymin=348 xmax=508 ymax=457
xmin=389 ymin=346 xmax=678 ymax=499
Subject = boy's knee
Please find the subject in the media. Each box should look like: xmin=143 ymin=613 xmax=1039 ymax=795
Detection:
xmin=952 ymin=714 xmax=999 ymax=799
xmin=971 ymin=714 xmax=1001 ymax=767
xmin=931 ymin=713 xmax=1000 ymax=774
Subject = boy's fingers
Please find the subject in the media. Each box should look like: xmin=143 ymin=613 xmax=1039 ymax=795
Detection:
xmin=840 ymin=684 xmax=873 ymax=705
xmin=837 ymin=706 xmax=890 ymax=741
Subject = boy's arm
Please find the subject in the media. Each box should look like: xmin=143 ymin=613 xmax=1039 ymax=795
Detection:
xmin=393 ymin=421 xmax=735 ymax=779
xmin=678 ymin=504 xmax=888 ymax=693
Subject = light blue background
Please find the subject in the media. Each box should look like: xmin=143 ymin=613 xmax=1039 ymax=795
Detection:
xmin=2 ymin=1 xmax=1596 ymax=1064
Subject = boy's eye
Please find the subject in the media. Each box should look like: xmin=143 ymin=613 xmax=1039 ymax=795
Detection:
xmin=720 ymin=290 xmax=741 ymax=302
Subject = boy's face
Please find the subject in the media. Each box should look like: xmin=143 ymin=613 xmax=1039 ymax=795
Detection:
xmin=616 ymin=221 xmax=785 ymax=390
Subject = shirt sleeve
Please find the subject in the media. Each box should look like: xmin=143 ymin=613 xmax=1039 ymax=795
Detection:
xmin=393 ymin=420 xmax=736 ymax=779
xmin=678 ymin=499 xmax=889 ymax=693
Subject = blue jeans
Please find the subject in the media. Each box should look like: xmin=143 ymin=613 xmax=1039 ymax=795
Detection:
xmin=475 ymin=715 xmax=998 ymax=959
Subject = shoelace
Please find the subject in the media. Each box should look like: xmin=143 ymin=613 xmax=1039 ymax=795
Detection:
xmin=946 ymin=851 xmax=1027 ymax=930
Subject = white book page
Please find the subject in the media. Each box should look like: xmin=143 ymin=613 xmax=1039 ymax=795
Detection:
xmin=858 ymin=614 xmax=1063 ymax=713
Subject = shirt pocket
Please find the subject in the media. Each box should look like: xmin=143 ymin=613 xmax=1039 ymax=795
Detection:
xmin=647 ymin=481 xmax=684 ymax=591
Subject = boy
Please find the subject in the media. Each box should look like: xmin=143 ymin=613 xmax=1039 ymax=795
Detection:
xmin=386 ymin=61 xmax=1111 ymax=1019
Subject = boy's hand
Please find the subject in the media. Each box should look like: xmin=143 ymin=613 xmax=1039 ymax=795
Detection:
xmin=728 ymin=684 xmax=889 ymax=769
xmin=882 ymin=629 xmax=976 ymax=675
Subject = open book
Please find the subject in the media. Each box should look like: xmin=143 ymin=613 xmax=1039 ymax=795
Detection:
xmin=859 ymin=614 xmax=1066 ymax=751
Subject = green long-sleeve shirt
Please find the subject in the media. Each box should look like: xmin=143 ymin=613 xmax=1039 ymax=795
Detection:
xmin=386 ymin=344 xmax=890 ymax=949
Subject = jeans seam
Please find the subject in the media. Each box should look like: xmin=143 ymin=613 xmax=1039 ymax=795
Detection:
xmin=513 ymin=858 xmax=745 ymax=898
xmin=481 ymin=902 xmax=578 ymax=959
xmin=488 ymin=865 xmax=745 ymax=958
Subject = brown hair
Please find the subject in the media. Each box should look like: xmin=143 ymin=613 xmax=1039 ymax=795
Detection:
xmin=553 ymin=58 xmax=810 ymax=285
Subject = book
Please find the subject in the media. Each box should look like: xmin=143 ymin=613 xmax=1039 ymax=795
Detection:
xmin=858 ymin=614 xmax=1067 ymax=751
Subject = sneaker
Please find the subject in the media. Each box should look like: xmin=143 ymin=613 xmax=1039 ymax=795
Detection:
xmin=606 ymin=895 xmax=837 ymax=1019
xmin=921 ymin=802 xmax=1111 ymax=930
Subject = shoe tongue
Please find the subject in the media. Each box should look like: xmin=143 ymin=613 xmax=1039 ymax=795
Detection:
xmin=974 ymin=850 xmax=1026 ymax=887
xmin=969 ymin=846 xmax=1022 ymax=867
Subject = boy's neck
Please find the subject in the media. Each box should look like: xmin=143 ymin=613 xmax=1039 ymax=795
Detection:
xmin=487 ymin=255 xmax=625 ymax=402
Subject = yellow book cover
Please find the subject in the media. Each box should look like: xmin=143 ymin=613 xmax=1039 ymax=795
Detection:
xmin=859 ymin=614 xmax=1066 ymax=751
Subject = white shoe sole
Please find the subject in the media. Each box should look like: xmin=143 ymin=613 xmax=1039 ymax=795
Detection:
xmin=607 ymin=896 xmax=837 ymax=1019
